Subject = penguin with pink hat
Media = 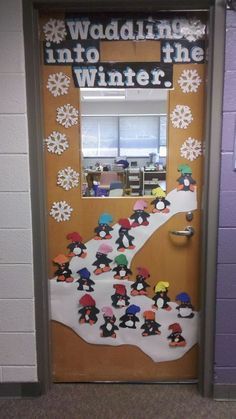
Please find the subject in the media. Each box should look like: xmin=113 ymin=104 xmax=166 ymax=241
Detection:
xmin=92 ymin=243 xmax=113 ymax=275
xmin=130 ymin=199 xmax=150 ymax=227
xmin=100 ymin=307 xmax=119 ymax=338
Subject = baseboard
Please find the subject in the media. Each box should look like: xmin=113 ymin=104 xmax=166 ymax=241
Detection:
xmin=213 ymin=384 xmax=236 ymax=400
xmin=0 ymin=382 xmax=42 ymax=398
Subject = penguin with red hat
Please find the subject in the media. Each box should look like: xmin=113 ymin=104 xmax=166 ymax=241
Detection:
xmin=66 ymin=232 xmax=87 ymax=259
xmin=116 ymin=218 xmax=135 ymax=252
xmin=78 ymin=294 xmax=100 ymax=325
xmin=100 ymin=307 xmax=119 ymax=338
xmin=119 ymin=304 xmax=141 ymax=329
xmin=141 ymin=310 xmax=161 ymax=336
xmin=130 ymin=267 xmax=150 ymax=296
xmin=167 ymin=323 xmax=186 ymax=347
xmin=111 ymin=284 xmax=130 ymax=308
xmin=94 ymin=213 xmax=113 ymax=240
xmin=130 ymin=200 xmax=150 ymax=227
xmin=53 ymin=254 xmax=74 ymax=283
xmin=76 ymin=268 xmax=95 ymax=292
xmin=92 ymin=243 xmax=113 ymax=275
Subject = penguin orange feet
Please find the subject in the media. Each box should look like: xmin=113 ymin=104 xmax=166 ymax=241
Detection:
xmin=162 ymin=208 xmax=170 ymax=214
xmin=57 ymin=275 xmax=66 ymax=281
xmin=94 ymin=236 xmax=102 ymax=240
xmin=103 ymin=266 xmax=111 ymax=272
xmin=152 ymin=304 xmax=158 ymax=310
xmin=131 ymin=290 xmax=139 ymax=296
xmin=114 ymin=275 xmax=120 ymax=279
xmin=164 ymin=305 xmax=172 ymax=311
xmin=128 ymin=245 xmax=135 ymax=250
xmin=152 ymin=209 xmax=158 ymax=213
xmin=65 ymin=276 xmax=74 ymax=283
xmin=105 ymin=234 xmax=112 ymax=239
xmin=139 ymin=290 xmax=147 ymax=295
xmin=112 ymin=333 xmax=116 ymax=338
xmin=68 ymin=252 xmax=75 ymax=257
xmin=94 ymin=268 xmax=103 ymax=275
xmin=118 ymin=248 xmax=125 ymax=252
xmin=142 ymin=221 xmax=149 ymax=226
xmin=177 ymin=185 xmax=184 ymax=191
xmin=79 ymin=319 xmax=85 ymax=324
xmin=89 ymin=320 xmax=95 ymax=325
xmin=190 ymin=185 xmax=195 ymax=192
xmin=81 ymin=252 xmax=87 ymax=258
xmin=131 ymin=222 xmax=139 ymax=227
xmin=142 ymin=332 xmax=148 ymax=336
xmin=155 ymin=331 xmax=161 ymax=335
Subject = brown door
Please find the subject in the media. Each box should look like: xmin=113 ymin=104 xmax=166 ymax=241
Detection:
xmin=40 ymin=11 xmax=206 ymax=381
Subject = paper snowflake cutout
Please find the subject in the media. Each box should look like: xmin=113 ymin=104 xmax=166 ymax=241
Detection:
xmin=46 ymin=73 xmax=70 ymax=97
xmin=43 ymin=19 xmax=67 ymax=44
xmin=49 ymin=201 xmax=73 ymax=222
xmin=180 ymin=137 xmax=202 ymax=161
xmin=57 ymin=167 xmax=80 ymax=191
xmin=56 ymin=104 xmax=79 ymax=128
xmin=170 ymin=105 xmax=193 ymax=129
xmin=178 ymin=69 xmax=202 ymax=93
xmin=180 ymin=18 xmax=206 ymax=42
xmin=44 ymin=131 xmax=69 ymax=155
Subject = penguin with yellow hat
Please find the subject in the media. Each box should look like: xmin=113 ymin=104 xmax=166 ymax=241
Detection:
xmin=152 ymin=281 xmax=171 ymax=311
xmin=151 ymin=187 xmax=170 ymax=214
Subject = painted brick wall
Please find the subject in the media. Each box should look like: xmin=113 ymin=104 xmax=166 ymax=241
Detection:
xmin=0 ymin=0 xmax=37 ymax=382
xmin=215 ymin=10 xmax=236 ymax=384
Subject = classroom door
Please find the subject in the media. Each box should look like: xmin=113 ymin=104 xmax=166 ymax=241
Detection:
xmin=40 ymin=11 xmax=207 ymax=381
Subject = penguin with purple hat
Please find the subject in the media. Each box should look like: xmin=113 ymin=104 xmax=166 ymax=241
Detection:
xmin=130 ymin=199 xmax=150 ymax=227
xmin=119 ymin=304 xmax=141 ymax=329
xmin=76 ymin=268 xmax=95 ymax=292
xmin=175 ymin=292 xmax=194 ymax=318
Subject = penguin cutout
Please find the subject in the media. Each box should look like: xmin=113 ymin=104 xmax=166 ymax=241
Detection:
xmin=130 ymin=199 xmax=150 ymax=227
xmin=78 ymin=294 xmax=100 ymax=325
xmin=119 ymin=304 xmax=141 ymax=329
xmin=111 ymin=284 xmax=130 ymax=308
xmin=112 ymin=254 xmax=132 ymax=280
xmin=167 ymin=323 xmax=186 ymax=347
xmin=175 ymin=292 xmax=194 ymax=318
xmin=66 ymin=232 xmax=87 ymax=258
xmin=76 ymin=268 xmax=95 ymax=292
xmin=100 ymin=307 xmax=119 ymax=338
xmin=141 ymin=310 xmax=161 ymax=336
xmin=177 ymin=164 xmax=196 ymax=192
xmin=94 ymin=213 xmax=113 ymax=240
xmin=130 ymin=267 xmax=150 ymax=296
xmin=53 ymin=254 xmax=74 ymax=283
xmin=92 ymin=243 xmax=113 ymax=275
xmin=152 ymin=281 xmax=171 ymax=311
xmin=116 ymin=218 xmax=135 ymax=252
xmin=151 ymin=187 xmax=171 ymax=214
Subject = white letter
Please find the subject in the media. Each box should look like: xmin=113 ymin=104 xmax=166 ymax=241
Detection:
xmin=66 ymin=20 xmax=90 ymax=40
xmin=174 ymin=43 xmax=191 ymax=63
xmin=156 ymin=21 xmax=172 ymax=39
xmin=108 ymin=70 xmax=124 ymax=87
xmin=162 ymin=42 xmax=174 ymax=63
xmin=191 ymin=46 xmax=204 ymax=62
xmin=123 ymin=67 xmax=136 ymax=87
xmin=73 ymin=67 xmax=97 ymax=87
xmin=86 ymin=47 xmax=100 ymax=63
xmin=120 ymin=20 xmax=135 ymax=40
xmin=151 ymin=69 xmax=165 ymax=85
xmin=89 ymin=23 xmax=105 ymax=40
xmin=136 ymin=70 xmax=149 ymax=86
xmin=97 ymin=66 xmax=107 ymax=87
xmin=171 ymin=19 xmax=183 ymax=39
xmin=56 ymin=48 xmax=73 ymax=63
xmin=105 ymin=20 xmax=119 ymax=40
xmin=45 ymin=45 xmax=56 ymax=63
xmin=73 ymin=43 xmax=85 ymax=63
xmin=136 ymin=20 xmax=145 ymax=40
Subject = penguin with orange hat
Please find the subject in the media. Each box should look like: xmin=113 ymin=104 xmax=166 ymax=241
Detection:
xmin=66 ymin=232 xmax=87 ymax=259
xmin=100 ymin=307 xmax=119 ymax=338
xmin=111 ymin=284 xmax=130 ymax=308
xmin=141 ymin=310 xmax=161 ymax=336
xmin=78 ymin=294 xmax=100 ymax=325
xmin=76 ymin=268 xmax=95 ymax=292
xmin=167 ymin=323 xmax=186 ymax=347
xmin=53 ymin=254 xmax=74 ymax=283
xmin=130 ymin=200 xmax=150 ymax=227
xmin=94 ymin=213 xmax=113 ymax=240
xmin=119 ymin=304 xmax=141 ymax=329
xmin=151 ymin=187 xmax=171 ymax=214
xmin=116 ymin=218 xmax=135 ymax=252
xmin=92 ymin=243 xmax=113 ymax=275
xmin=130 ymin=267 xmax=150 ymax=296
xmin=152 ymin=281 xmax=172 ymax=311
xmin=112 ymin=254 xmax=132 ymax=280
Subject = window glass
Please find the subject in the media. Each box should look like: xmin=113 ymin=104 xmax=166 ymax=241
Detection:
xmin=82 ymin=116 xmax=118 ymax=157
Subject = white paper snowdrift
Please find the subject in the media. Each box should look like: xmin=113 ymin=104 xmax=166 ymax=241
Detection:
xmin=50 ymin=188 xmax=199 ymax=362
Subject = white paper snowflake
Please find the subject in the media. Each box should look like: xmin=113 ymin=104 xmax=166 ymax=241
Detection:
xmin=44 ymin=131 xmax=69 ymax=155
xmin=56 ymin=104 xmax=79 ymax=128
xmin=180 ymin=18 xmax=206 ymax=42
xmin=57 ymin=167 xmax=80 ymax=191
xmin=178 ymin=69 xmax=202 ymax=93
xmin=46 ymin=73 xmax=70 ymax=97
xmin=49 ymin=201 xmax=73 ymax=222
xmin=43 ymin=18 xmax=67 ymax=44
xmin=180 ymin=137 xmax=202 ymax=161
xmin=170 ymin=105 xmax=193 ymax=129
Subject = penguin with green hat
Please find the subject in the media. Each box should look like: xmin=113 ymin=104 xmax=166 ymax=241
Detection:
xmin=177 ymin=164 xmax=196 ymax=192
xmin=112 ymin=254 xmax=132 ymax=280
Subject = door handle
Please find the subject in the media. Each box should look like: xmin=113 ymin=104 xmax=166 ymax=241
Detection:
xmin=169 ymin=226 xmax=195 ymax=237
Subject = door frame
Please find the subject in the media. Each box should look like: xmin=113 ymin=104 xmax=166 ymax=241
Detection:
xmin=22 ymin=0 xmax=226 ymax=396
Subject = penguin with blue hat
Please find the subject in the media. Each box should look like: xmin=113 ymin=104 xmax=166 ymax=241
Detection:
xmin=76 ymin=268 xmax=95 ymax=292
xmin=94 ymin=213 xmax=113 ymax=240
xmin=175 ymin=292 xmax=194 ymax=318
xmin=119 ymin=304 xmax=141 ymax=329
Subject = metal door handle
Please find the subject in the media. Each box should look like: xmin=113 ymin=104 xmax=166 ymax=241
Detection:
xmin=169 ymin=226 xmax=195 ymax=237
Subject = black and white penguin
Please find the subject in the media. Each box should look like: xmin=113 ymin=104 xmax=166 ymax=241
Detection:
xmin=78 ymin=294 xmax=100 ymax=325
xmin=111 ymin=284 xmax=130 ymax=309
xmin=130 ymin=267 xmax=150 ymax=296
xmin=53 ymin=254 xmax=74 ymax=283
xmin=116 ymin=218 xmax=135 ymax=252
xmin=177 ymin=164 xmax=196 ymax=192
xmin=175 ymin=292 xmax=194 ymax=318
xmin=100 ymin=307 xmax=119 ymax=338
xmin=112 ymin=254 xmax=132 ymax=280
xmin=119 ymin=304 xmax=141 ymax=329
xmin=66 ymin=232 xmax=87 ymax=258
xmin=151 ymin=187 xmax=170 ymax=214
xmin=141 ymin=310 xmax=161 ymax=336
xmin=152 ymin=281 xmax=171 ymax=311
xmin=92 ymin=243 xmax=113 ymax=275
xmin=76 ymin=268 xmax=95 ymax=292
xmin=130 ymin=200 xmax=150 ymax=227
xmin=167 ymin=323 xmax=186 ymax=347
xmin=94 ymin=213 xmax=113 ymax=240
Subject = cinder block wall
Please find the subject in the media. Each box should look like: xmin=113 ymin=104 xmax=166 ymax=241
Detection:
xmin=215 ymin=10 xmax=236 ymax=384
xmin=0 ymin=0 xmax=37 ymax=382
